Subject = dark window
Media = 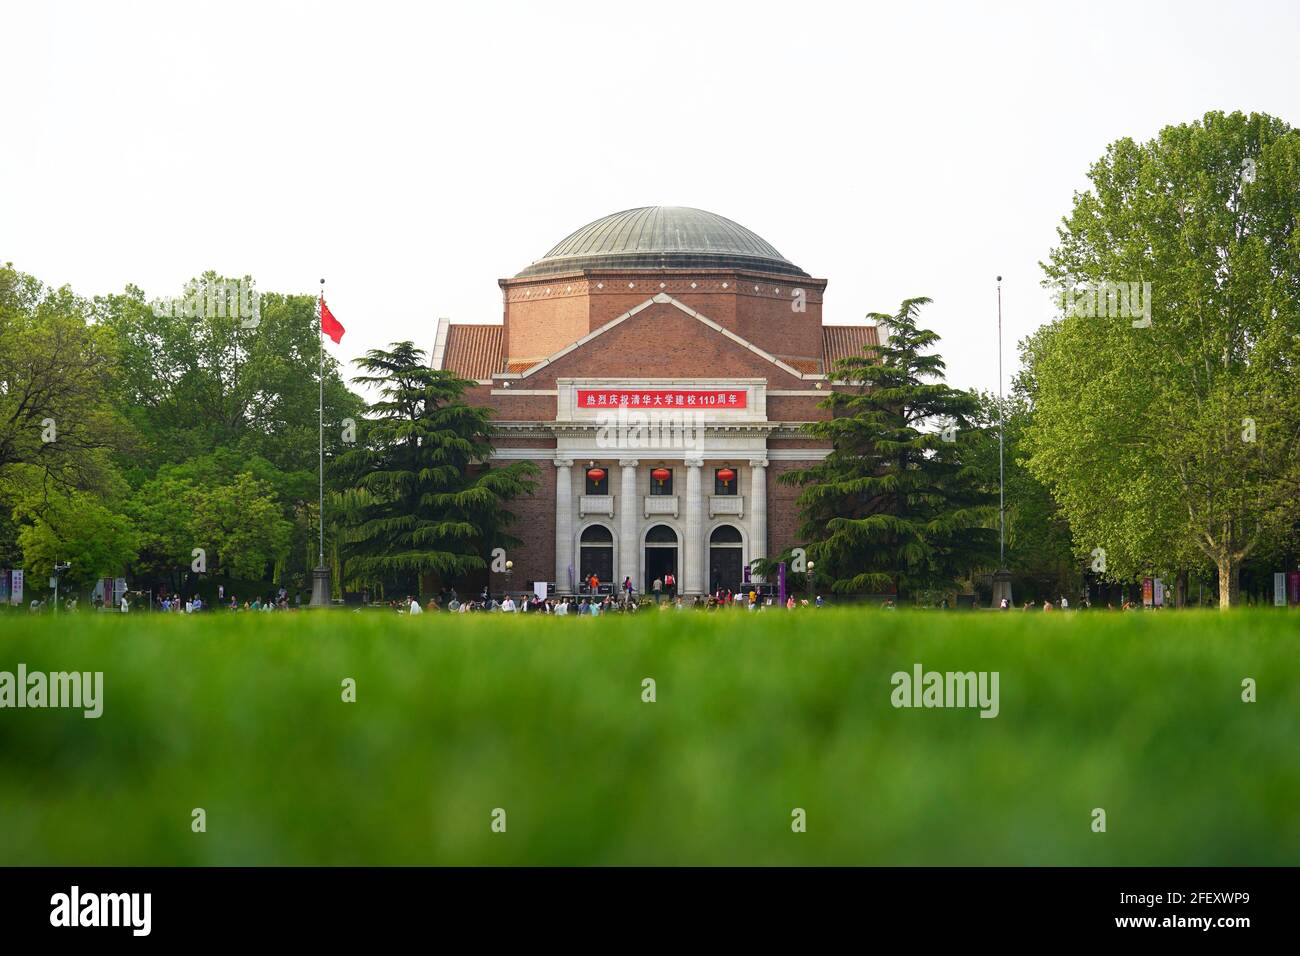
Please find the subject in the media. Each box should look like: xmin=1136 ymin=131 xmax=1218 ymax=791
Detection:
xmin=710 ymin=525 xmax=743 ymax=544
xmin=584 ymin=467 xmax=608 ymax=495
xmin=645 ymin=524 xmax=678 ymax=544
xmin=714 ymin=467 xmax=739 ymax=496
xmin=649 ymin=467 xmax=674 ymax=496
xmin=581 ymin=525 xmax=613 ymax=544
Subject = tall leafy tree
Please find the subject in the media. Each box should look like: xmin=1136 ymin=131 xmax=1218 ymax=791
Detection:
xmin=0 ymin=265 xmax=128 ymax=496
xmin=99 ymin=274 xmax=362 ymax=481
xmin=337 ymin=343 xmax=538 ymax=595
xmin=780 ymin=298 xmax=997 ymax=598
xmin=1029 ymin=111 xmax=1300 ymax=606
xmin=14 ymin=487 xmax=138 ymax=592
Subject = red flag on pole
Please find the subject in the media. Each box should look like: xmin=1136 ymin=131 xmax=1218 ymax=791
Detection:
xmin=320 ymin=296 xmax=345 ymax=344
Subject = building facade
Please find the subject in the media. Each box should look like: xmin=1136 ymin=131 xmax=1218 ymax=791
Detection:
xmin=433 ymin=206 xmax=876 ymax=597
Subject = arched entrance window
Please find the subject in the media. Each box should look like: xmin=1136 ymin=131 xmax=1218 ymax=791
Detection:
xmin=579 ymin=524 xmax=613 ymax=590
xmin=643 ymin=524 xmax=678 ymax=595
xmin=709 ymin=525 xmax=744 ymax=593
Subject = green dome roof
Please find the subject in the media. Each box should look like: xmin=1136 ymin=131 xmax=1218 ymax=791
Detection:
xmin=516 ymin=206 xmax=807 ymax=278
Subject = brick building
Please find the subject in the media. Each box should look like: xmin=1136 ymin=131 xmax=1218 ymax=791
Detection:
xmin=433 ymin=206 xmax=876 ymax=598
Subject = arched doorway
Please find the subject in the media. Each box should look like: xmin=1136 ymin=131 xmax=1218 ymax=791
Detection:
xmin=579 ymin=524 xmax=613 ymax=591
xmin=709 ymin=525 xmax=744 ymax=593
xmin=643 ymin=524 xmax=678 ymax=596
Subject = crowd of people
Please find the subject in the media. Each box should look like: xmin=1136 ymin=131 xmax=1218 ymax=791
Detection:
xmin=391 ymin=584 xmax=827 ymax=615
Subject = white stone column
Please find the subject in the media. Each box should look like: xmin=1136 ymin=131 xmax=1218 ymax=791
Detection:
xmin=554 ymin=459 xmax=574 ymax=592
xmin=618 ymin=458 xmax=639 ymax=588
xmin=684 ymin=457 xmax=704 ymax=594
xmin=749 ymin=459 xmax=768 ymax=581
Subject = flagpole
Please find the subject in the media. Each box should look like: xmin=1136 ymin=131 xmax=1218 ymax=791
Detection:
xmin=992 ymin=275 xmax=1012 ymax=608
xmin=310 ymin=278 xmax=330 ymax=608
xmin=997 ymin=275 xmax=1004 ymax=567
xmin=318 ymin=278 xmax=325 ymax=568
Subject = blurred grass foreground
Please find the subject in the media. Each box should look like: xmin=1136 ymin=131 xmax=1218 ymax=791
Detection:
xmin=0 ymin=609 xmax=1296 ymax=865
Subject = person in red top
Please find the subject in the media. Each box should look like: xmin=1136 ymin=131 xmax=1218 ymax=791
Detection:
xmin=664 ymin=571 xmax=676 ymax=599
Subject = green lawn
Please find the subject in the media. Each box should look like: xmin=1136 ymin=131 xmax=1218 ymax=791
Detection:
xmin=0 ymin=608 xmax=1296 ymax=865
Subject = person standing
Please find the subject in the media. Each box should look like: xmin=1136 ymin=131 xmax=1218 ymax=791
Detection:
xmin=409 ymin=596 xmax=423 ymax=614
xmin=653 ymin=577 xmax=663 ymax=604
xmin=664 ymin=571 xmax=676 ymax=600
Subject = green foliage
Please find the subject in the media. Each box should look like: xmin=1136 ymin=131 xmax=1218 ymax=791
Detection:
xmin=190 ymin=473 xmax=292 ymax=580
xmin=98 ymin=275 xmax=362 ymax=482
xmin=1029 ymin=111 xmax=1300 ymax=605
xmin=128 ymin=468 xmax=291 ymax=582
xmin=0 ymin=264 xmax=130 ymax=497
xmin=13 ymin=488 xmax=138 ymax=589
xmin=777 ymin=298 xmax=997 ymax=597
xmin=336 ymin=343 xmax=538 ymax=595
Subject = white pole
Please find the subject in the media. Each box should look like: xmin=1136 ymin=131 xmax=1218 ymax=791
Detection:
xmin=997 ymin=276 xmax=1005 ymax=567
xmin=318 ymin=279 xmax=325 ymax=568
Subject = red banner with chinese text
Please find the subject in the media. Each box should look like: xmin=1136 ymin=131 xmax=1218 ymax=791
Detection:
xmin=577 ymin=389 xmax=747 ymax=409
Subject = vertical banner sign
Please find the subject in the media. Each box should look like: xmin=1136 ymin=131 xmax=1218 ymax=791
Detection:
xmin=1142 ymin=577 xmax=1154 ymax=607
xmin=11 ymin=569 xmax=23 ymax=606
xmin=0 ymin=570 xmax=9 ymax=605
xmin=1289 ymin=571 xmax=1300 ymax=606
xmin=1274 ymin=572 xmax=1287 ymax=607
xmin=778 ymin=562 xmax=787 ymax=607
xmin=1153 ymin=578 xmax=1165 ymax=607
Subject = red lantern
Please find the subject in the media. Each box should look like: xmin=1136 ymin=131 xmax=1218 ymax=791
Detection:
xmin=717 ymin=467 xmax=736 ymax=487
xmin=586 ymin=467 xmax=606 ymax=483
xmin=651 ymin=467 xmax=670 ymax=486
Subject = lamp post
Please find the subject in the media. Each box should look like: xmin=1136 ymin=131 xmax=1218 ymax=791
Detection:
xmin=806 ymin=560 xmax=815 ymax=604
xmin=52 ymin=561 xmax=70 ymax=615
xmin=504 ymin=559 xmax=514 ymax=603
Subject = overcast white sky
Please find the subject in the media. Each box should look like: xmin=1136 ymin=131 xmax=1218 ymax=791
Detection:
xmin=2 ymin=0 xmax=1297 ymax=393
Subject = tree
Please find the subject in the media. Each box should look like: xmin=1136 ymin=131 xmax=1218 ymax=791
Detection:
xmin=0 ymin=265 xmax=128 ymax=497
xmin=128 ymin=467 xmax=292 ymax=587
xmin=1029 ymin=111 xmax=1300 ymax=607
xmin=777 ymin=298 xmax=997 ymax=598
xmin=14 ymin=487 xmax=138 ymax=592
xmin=99 ymin=275 xmax=362 ymax=482
xmin=337 ymin=343 xmax=538 ymax=596
xmin=101 ymin=277 xmax=362 ymax=589
xmin=189 ymin=473 xmax=292 ymax=580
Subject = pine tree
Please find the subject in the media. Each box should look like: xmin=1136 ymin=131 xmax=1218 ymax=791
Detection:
xmin=337 ymin=342 xmax=537 ymax=595
xmin=782 ymin=297 xmax=997 ymax=598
